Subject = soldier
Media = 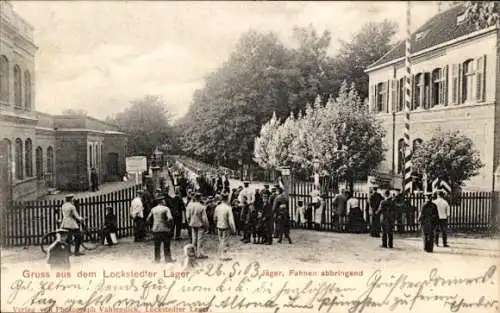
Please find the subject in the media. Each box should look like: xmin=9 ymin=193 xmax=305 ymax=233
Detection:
xmin=262 ymin=191 xmax=274 ymax=245
xmin=274 ymin=186 xmax=292 ymax=244
xmin=419 ymin=192 xmax=439 ymax=252
xmin=376 ymin=190 xmax=395 ymax=248
xmin=369 ymin=187 xmax=383 ymax=237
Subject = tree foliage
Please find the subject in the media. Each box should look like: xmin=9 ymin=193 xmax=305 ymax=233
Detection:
xmin=463 ymin=1 xmax=500 ymax=30
xmin=412 ymin=129 xmax=484 ymax=189
xmin=254 ymin=82 xmax=386 ymax=183
xmin=178 ymin=22 xmax=397 ymax=168
xmin=336 ymin=19 xmax=398 ymax=100
xmin=253 ymin=112 xmax=280 ymax=169
xmin=106 ymin=95 xmax=172 ymax=156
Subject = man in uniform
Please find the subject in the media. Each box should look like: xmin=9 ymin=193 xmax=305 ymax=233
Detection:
xmin=369 ymin=186 xmax=383 ymax=237
xmin=262 ymin=191 xmax=274 ymax=245
xmin=60 ymin=194 xmax=85 ymax=256
xmin=376 ymin=190 xmax=395 ymax=248
xmin=273 ymin=186 xmax=292 ymax=244
xmin=419 ymin=192 xmax=439 ymax=252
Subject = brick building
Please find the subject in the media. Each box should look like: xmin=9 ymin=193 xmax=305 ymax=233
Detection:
xmin=365 ymin=4 xmax=500 ymax=192
xmin=0 ymin=2 xmax=127 ymax=206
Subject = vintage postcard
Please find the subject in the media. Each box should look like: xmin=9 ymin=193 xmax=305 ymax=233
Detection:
xmin=1 ymin=1 xmax=499 ymax=313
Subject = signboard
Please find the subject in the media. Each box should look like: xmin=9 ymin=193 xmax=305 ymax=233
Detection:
xmin=126 ymin=156 xmax=147 ymax=173
xmin=281 ymin=168 xmax=291 ymax=176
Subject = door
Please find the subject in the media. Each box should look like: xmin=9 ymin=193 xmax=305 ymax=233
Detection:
xmin=106 ymin=152 xmax=119 ymax=181
xmin=0 ymin=139 xmax=12 ymax=210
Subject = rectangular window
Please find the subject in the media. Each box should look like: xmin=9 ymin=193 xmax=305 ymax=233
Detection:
xmin=377 ymin=82 xmax=385 ymax=112
xmin=399 ymin=78 xmax=404 ymax=111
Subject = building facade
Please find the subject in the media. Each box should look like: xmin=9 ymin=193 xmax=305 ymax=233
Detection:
xmin=365 ymin=4 xmax=500 ymax=192
xmin=0 ymin=2 xmax=127 ymax=206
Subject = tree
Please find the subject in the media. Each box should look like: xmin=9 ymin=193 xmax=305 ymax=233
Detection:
xmin=269 ymin=112 xmax=299 ymax=169
xmin=61 ymin=108 xmax=88 ymax=116
xmin=107 ymin=95 xmax=172 ymax=156
xmin=335 ymin=20 xmax=398 ymax=100
xmin=463 ymin=1 xmax=500 ymax=30
xmin=412 ymin=129 xmax=484 ymax=190
xmin=265 ymin=82 xmax=386 ymax=189
xmin=253 ymin=112 xmax=280 ymax=169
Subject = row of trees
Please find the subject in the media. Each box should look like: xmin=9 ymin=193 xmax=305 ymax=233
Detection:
xmin=176 ymin=21 xmax=398 ymax=167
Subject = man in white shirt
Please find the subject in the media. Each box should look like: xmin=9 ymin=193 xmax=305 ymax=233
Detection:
xmin=433 ymin=191 xmax=450 ymax=247
xmin=238 ymin=182 xmax=254 ymax=204
xmin=213 ymin=194 xmax=236 ymax=260
xmin=130 ymin=190 xmax=145 ymax=242
xmin=146 ymin=196 xmax=175 ymax=263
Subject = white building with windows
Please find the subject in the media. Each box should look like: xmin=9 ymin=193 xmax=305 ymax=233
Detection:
xmin=365 ymin=4 xmax=500 ymax=192
xmin=0 ymin=1 xmax=127 ymax=207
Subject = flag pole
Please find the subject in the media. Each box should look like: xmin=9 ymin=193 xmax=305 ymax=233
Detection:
xmin=404 ymin=1 xmax=413 ymax=196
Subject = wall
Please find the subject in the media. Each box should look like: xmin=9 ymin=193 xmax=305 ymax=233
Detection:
xmin=368 ymin=30 xmax=498 ymax=191
xmin=55 ymin=131 xmax=88 ymax=191
xmin=103 ymin=133 xmax=127 ymax=182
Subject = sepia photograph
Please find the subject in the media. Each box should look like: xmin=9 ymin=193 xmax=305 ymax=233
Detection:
xmin=0 ymin=1 xmax=499 ymax=312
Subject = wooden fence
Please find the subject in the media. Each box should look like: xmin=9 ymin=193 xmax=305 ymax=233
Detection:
xmin=1 ymin=184 xmax=142 ymax=247
xmin=289 ymin=180 xmax=498 ymax=233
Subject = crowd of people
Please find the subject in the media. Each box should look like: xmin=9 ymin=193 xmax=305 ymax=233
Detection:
xmin=45 ymin=162 xmax=451 ymax=269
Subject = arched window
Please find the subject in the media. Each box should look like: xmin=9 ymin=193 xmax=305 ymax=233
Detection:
xmin=25 ymin=139 xmax=33 ymax=177
xmin=15 ymin=138 xmax=23 ymax=180
xmin=36 ymin=146 xmax=43 ymax=179
xmin=46 ymin=146 xmax=54 ymax=188
xmin=397 ymin=139 xmax=405 ymax=174
xmin=463 ymin=59 xmax=475 ymax=102
xmin=0 ymin=55 xmax=8 ymax=103
xmin=46 ymin=146 xmax=54 ymax=173
xmin=24 ymin=71 xmax=31 ymax=110
xmin=89 ymin=145 xmax=93 ymax=168
xmin=13 ymin=65 xmax=22 ymax=108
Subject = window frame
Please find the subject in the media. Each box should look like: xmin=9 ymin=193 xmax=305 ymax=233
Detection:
xmin=432 ymin=68 xmax=445 ymax=106
xmin=13 ymin=65 xmax=22 ymax=108
xmin=15 ymin=138 xmax=24 ymax=180
xmin=0 ymin=55 xmax=9 ymax=104
xmin=463 ymin=59 xmax=475 ymax=102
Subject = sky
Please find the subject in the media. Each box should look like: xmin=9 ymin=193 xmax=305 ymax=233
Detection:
xmin=12 ymin=1 xmax=445 ymax=121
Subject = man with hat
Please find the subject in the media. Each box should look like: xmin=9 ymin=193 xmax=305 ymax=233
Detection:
xmin=60 ymin=194 xmax=85 ymax=256
xmin=376 ymin=190 xmax=396 ymax=248
xmin=186 ymin=193 xmax=209 ymax=258
xmin=146 ymin=194 xmax=175 ymax=263
xmin=419 ymin=191 xmax=439 ymax=252
xmin=46 ymin=228 xmax=71 ymax=270
xmin=130 ymin=189 xmax=145 ymax=242
xmin=369 ymin=186 xmax=383 ymax=237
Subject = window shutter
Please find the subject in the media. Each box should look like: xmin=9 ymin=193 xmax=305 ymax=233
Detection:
xmin=386 ymin=80 xmax=390 ymax=113
xmin=476 ymin=55 xmax=486 ymax=102
xmin=443 ymin=65 xmax=449 ymax=106
xmin=458 ymin=63 xmax=463 ymax=104
xmin=451 ymin=64 xmax=458 ymax=104
xmin=429 ymin=72 xmax=434 ymax=108
xmin=373 ymin=84 xmax=378 ymax=113
xmin=392 ymin=79 xmax=398 ymax=112
xmin=411 ymin=74 xmax=416 ymax=110
xmin=370 ymin=85 xmax=375 ymax=112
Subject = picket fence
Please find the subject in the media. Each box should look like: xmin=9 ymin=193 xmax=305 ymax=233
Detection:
xmin=289 ymin=181 xmax=498 ymax=233
xmin=1 ymin=184 xmax=142 ymax=247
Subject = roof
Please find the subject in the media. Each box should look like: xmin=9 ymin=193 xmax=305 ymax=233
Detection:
xmin=367 ymin=4 xmax=491 ymax=71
